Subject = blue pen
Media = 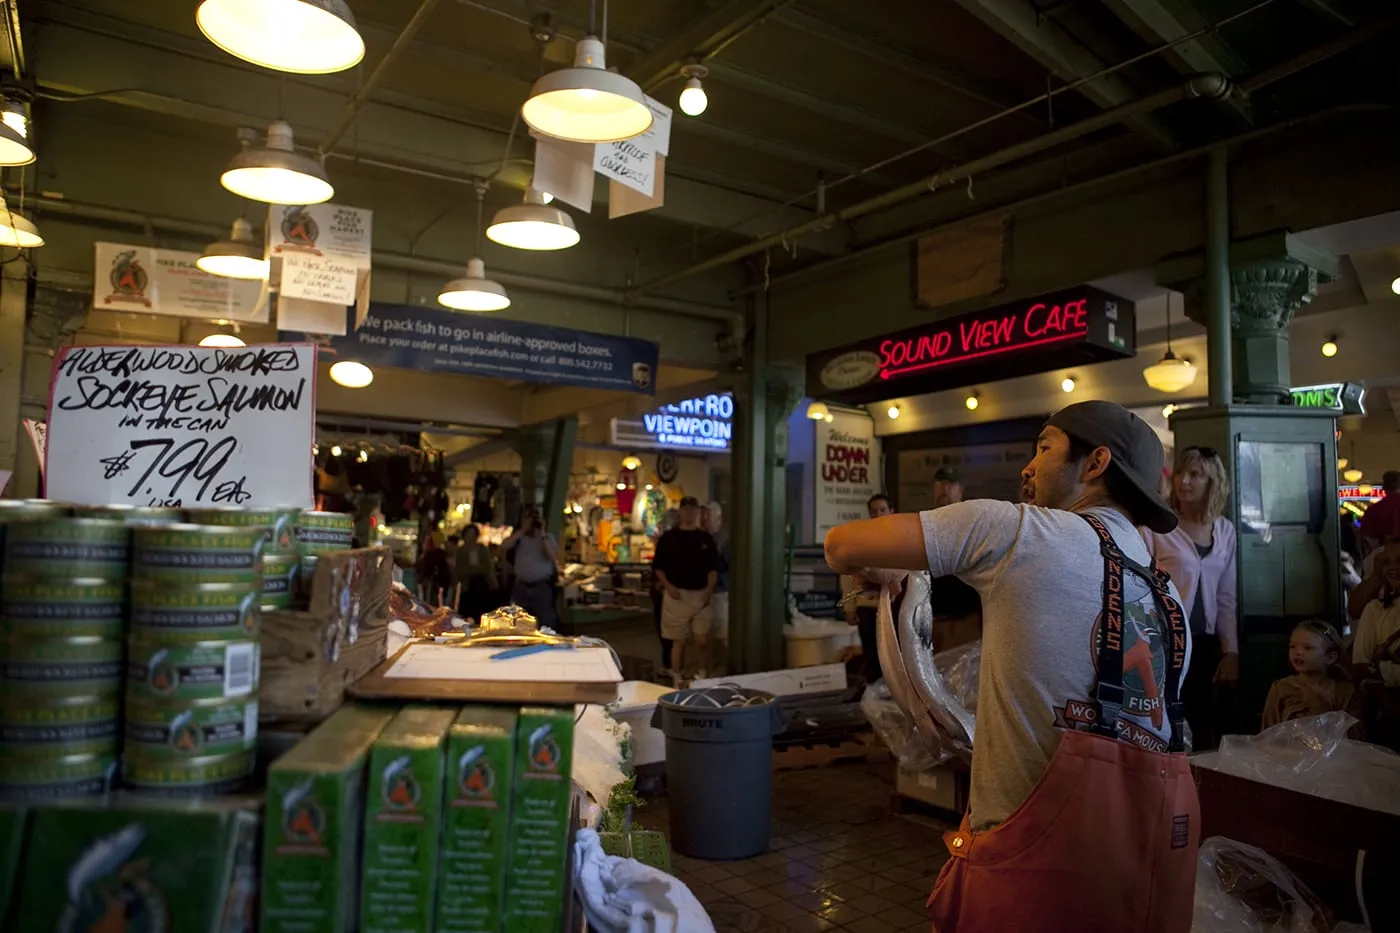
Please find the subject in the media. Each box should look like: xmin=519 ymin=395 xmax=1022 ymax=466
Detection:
xmin=490 ymin=643 xmax=576 ymax=661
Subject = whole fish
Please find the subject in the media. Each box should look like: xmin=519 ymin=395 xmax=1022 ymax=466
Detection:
xmin=876 ymin=583 xmax=941 ymax=753
xmin=897 ymin=573 xmax=975 ymax=758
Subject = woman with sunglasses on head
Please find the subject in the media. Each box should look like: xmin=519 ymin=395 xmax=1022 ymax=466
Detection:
xmin=1143 ymin=446 xmax=1238 ymax=749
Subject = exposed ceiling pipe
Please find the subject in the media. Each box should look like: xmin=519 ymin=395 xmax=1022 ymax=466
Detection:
xmin=24 ymin=195 xmax=742 ymax=325
xmin=318 ymin=0 xmax=444 ymax=156
xmin=3 ymin=0 xmax=24 ymax=79
xmin=629 ymin=73 xmax=1230 ymax=296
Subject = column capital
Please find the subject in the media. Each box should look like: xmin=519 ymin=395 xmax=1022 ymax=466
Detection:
xmin=1228 ymin=259 xmax=1318 ymax=336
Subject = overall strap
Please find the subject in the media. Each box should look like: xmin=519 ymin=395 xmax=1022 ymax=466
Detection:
xmin=1079 ymin=513 xmax=1189 ymax=752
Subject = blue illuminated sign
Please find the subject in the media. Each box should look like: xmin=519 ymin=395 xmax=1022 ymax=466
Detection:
xmin=643 ymin=394 xmax=733 ymax=449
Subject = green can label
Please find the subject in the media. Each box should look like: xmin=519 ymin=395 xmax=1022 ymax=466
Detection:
xmin=127 ymin=639 xmax=260 ymax=701
xmin=122 ymin=749 xmax=253 ymax=795
xmin=3 ymin=519 xmax=130 ymax=577
xmin=297 ymin=511 xmax=353 ymax=555
xmin=0 ymin=753 xmax=117 ymax=801
xmin=0 ymin=637 xmax=122 ymax=694
xmin=124 ymin=697 xmax=259 ymax=759
xmin=0 ymin=578 xmax=126 ymax=638
xmin=130 ymin=583 xmax=260 ymax=639
xmin=0 ymin=695 xmax=119 ymax=755
xmin=261 ymin=555 xmax=299 ymax=610
xmin=189 ymin=507 xmax=300 ymax=555
xmin=133 ymin=523 xmax=265 ymax=581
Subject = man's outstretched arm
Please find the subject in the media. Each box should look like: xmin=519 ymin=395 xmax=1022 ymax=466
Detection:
xmin=826 ymin=513 xmax=928 ymax=574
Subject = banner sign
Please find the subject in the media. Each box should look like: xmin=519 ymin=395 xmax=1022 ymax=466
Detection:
xmin=44 ymin=344 xmax=316 ymax=509
xmin=611 ymin=392 xmax=734 ymax=452
xmin=294 ymin=303 xmax=660 ymax=395
xmin=815 ymin=410 xmax=880 ymax=541
xmin=806 ymin=286 xmax=1135 ymax=404
xmin=92 ymin=243 xmax=267 ymax=322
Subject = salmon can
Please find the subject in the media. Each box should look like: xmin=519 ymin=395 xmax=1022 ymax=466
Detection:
xmin=126 ymin=636 xmax=260 ymax=702
xmin=128 ymin=580 xmax=260 ymax=641
xmin=0 ymin=577 xmax=126 ymax=639
xmin=0 ymin=635 xmax=122 ymax=696
xmin=121 ymin=749 xmax=253 ymax=796
xmin=296 ymin=510 xmax=353 ymax=555
xmin=132 ymin=523 xmax=265 ymax=584
xmin=123 ymin=696 xmax=259 ymax=760
xmin=0 ymin=752 xmax=117 ymax=801
xmin=2 ymin=518 xmax=130 ymax=579
xmin=0 ymin=693 xmax=119 ymax=758
xmin=187 ymin=506 xmax=300 ymax=556
xmin=74 ymin=504 xmax=183 ymax=526
xmin=261 ymin=553 xmax=299 ymax=610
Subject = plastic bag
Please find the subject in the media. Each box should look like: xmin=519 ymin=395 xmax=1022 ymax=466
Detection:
xmin=1193 ymin=712 xmax=1400 ymax=816
xmin=1191 ymin=837 xmax=1334 ymax=933
xmin=860 ymin=680 xmax=944 ymax=771
xmin=937 ymin=640 xmax=980 ymax=715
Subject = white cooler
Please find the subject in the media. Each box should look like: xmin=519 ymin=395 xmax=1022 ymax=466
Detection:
xmin=611 ymin=680 xmax=674 ymax=767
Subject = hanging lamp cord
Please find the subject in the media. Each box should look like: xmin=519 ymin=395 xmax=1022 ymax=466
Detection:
xmin=474 ymin=184 xmax=485 ymax=257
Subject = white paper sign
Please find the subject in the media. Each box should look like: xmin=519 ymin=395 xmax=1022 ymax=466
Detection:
xmin=268 ymin=203 xmax=372 ymax=265
xmin=280 ymin=252 xmax=358 ymax=306
xmin=594 ymin=137 xmax=656 ymax=197
xmin=45 ymin=344 xmax=316 ymax=509
xmin=22 ymin=419 xmax=45 ymax=473
xmin=641 ymin=95 xmax=672 ymax=157
xmin=92 ymin=243 xmax=267 ymax=322
xmin=815 ymin=410 xmax=881 ymax=541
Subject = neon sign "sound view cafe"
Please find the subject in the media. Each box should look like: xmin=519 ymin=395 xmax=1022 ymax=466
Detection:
xmin=806 ymin=286 xmax=1136 ymax=404
xmin=611 ymin=393 xmax=734 ymax=452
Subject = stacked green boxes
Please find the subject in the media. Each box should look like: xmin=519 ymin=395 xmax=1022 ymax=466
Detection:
xmin=11 ymin=797 xmax=259 ymax=933
xmin=296 ymin=510 xmax=353 ymax=587
xmin=0 ymin=515 xmax=126 ymax=801
xmin=360 ymin=706 xmax=456 ymax=933
xmin=262 ymin=703 xmax=396 ymax=933
xmin=188 ymin=506 xmax=302 ymax=610
xmin=503 ymin=707 xmax=576 ymax=932
xmin=436 ymin=706 xmax=518 ymax=933
xmin=124 ymin=523 xmax=265 ymax=795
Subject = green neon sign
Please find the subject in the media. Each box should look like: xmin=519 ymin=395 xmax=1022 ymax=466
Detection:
xmin=1289 ymin=382 xmax=1366 ymax=415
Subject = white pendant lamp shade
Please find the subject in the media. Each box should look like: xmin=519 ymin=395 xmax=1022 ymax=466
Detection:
xmin=221 ymin=121 xmax=334 ymax=205
xmin=329 ymin=360 xmax=373 ymax=388
xmin=0 ymin=197 xmax=42 ymax=248
xmin=0 ymin=118 xmax=33 ymax=167
xmin=806 ymin=401 xmax=830 ymax=421
xmin=199 ymin=332 xmax=247 ymax=348
xmin=522 ymin=37 xmax=652 ymax=143
xmin=487 ymin=188 xmax=579 ymax=251
xmin=196 ymin=0 xmax=365 ymax=74
xmin=1142 ymin=350 xmax=1198 ymax=393
xmin=439 ymin=258 xmax=510 ymax=312
xmin=1343 ymin=467 xmax=1364 ymax=484
xmin=197 ymin=217 xmax=269 ymax=280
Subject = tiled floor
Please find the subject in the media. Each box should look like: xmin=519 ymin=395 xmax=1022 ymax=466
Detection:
xmin=636 ymin=759 xmax=954 ymax=932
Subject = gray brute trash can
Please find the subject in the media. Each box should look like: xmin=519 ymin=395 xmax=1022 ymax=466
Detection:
xmin=651 ymin=685 xmax=787 ymax=860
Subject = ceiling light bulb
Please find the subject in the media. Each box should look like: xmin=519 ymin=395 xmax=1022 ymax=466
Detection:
xmin=644 ymin=484 xmax=653 ymax=491
xmin=1142 ymin=350 xmax=1198 ymax=393
xmin=1061 ymin=377 xmax=1075 ymax=393
xmin=357 ymin=448 xmax=369 ymax=462
xmin=823 ymin=413 xmax=834 ymax=422
xmin=487 ymin=187 xmax=579 ymax=251
xmin=0 ymin=196 xmax=43 ymax=248
xmin=522 ymin=36 xmax=653 ymax=143
xmin=806 ymin=401 xmax=830 ymax=421
xmin=1321 ymin=338 xmax=1338 ymax=358
xmin=574 ymin=503 xmax=584 ymax=513
xmin=439 ymin=257 xmax=510 ymax=312
xmin=1343 ymin=467 xmax=1363 ymax=483
xmin=331 ymin=445 xmax=343 ymax=457
xmin=1162 ymin=405 xmax=1176 ymax=419
xmin=1392 ymin=277 xmax=1400 ymax=296
xmin=0 ymin=116 xmax=33 ymax=166
xmin=679 ymin=77 xmax=708 ymax=117
xmin=886 ymin=405 xmax=900 ymax=420
xmin=616 ymin=482 xmax=626 ymax=491
xmin=199 ymin=332 xmax=246 ymax=348
xmin=621 ymin=454 xmax=642 ymax=471
xmin=197 ymin=217 xmax=269 ymax=280
xmin=221 ymin=121 xmax=334 ymax=205
xmin=329 ymin=359 xmax=373 ymax=388
xmin=965 ymin=394 xmax=979 ymax=411
xmin=196 ymin=0 xmax=365 ymax=74
xmin=1338 ymin=458 xmax=1349 ymax=470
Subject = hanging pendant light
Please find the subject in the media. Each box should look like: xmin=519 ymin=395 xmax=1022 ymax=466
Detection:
xmin=621 ymin=453 xmax=642 ymax=471
xmin=678 ymin=63 xmax=709 ymax=117
xmin=806 ymin=401 xmax=830 ymax=421
xmin=329 ymin=360 xmax=373 ymax=388
xmin=196 ymin=0 xmax=365 ymax=75
xmin=441 ymin=182 xmax=510 ymax=312
xmin=0 ymin=195 xmax=42 ymax=248
xmin=221 ymin=121 xmax=334 ymax=205
xmin=199 ymin=332 xmax=246 ymax=348
xmin=522 ymin=35 xmax=652 ymax=143
xmin=487 ymin=186 xmax=579 ymax=251
xmin=198 ymin=217 xmax=269 ymax=280
xmin=0 ymin=95 xmax=33 ymax=166
xmin=1143 ymin=293 xmax=1198 ymax=394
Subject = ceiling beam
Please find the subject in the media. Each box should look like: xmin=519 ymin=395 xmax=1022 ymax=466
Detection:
xmin=1294 ymin=0 xmax=1356 ymax=28
xmin=950 ymin=0 xmax=1179 ymax=150
xmin=626 ymin=0 xmax=795 ymax=90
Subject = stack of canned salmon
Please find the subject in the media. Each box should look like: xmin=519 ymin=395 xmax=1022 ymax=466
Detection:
xmin=189 ymin=507 xmax=303 ymax=611
xmin=0 ymin=506 xmax=128 ymax=801
xmin=295 ymin=510 xmax=355 ymax=586
xmin=123 ymin=522 xmax=265 ymax=796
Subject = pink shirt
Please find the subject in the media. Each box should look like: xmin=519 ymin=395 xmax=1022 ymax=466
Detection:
xmin=1142 ymin=516 xmax=1238 ymax=653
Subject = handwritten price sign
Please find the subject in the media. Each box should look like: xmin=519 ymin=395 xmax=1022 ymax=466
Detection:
xmin=45 ymin=344 xmax=316 ymax=509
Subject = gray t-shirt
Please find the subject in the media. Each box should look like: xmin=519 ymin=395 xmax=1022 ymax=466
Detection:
xmin=512 ymin=533 xmax=557 ymax=584
xmin=920 ymin=500 xmax=1190 ymax=830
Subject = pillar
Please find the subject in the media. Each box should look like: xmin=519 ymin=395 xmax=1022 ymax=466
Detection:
xmin=1226 ymin=259 xmax=1318 ymax=405
xmin=514 ymin=417 xmax=577 ymax=537
xmin=0 ymin=266 xmax=25 ymax=494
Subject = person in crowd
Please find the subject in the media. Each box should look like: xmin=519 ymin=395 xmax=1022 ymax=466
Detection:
xmin=652 ymin=497 xmax=719 ymax=680
xmin=650 ymin=508 xmax=681 ymax=671
xmin=1261 ymin=620 xmax=1363 ymax=732
xmin=825 ymin=401 xmax=1195 ymax=932
xmin=503 ymin=506 xmax=560 ymax=628
xmin=842 ymin=493 xmax=898 ymax=686
xmin=454 ymin=524 xmax=497 ymax=621
xmin=1142 ymin=445 xmax=1238 ymax=749
xmin=703 ymin=502 xmax=731 ymax=653
xmin=416 ymin=530 xmax=454 ymax=606
xmin=1352 ymin=537 xmax=1400 ymax=748
xmin=1359 ymin=470 xmax=1400 ymax=555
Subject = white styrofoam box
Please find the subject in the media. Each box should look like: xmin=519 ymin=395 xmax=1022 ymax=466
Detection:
xmin=691 ymin=663 xmax=846 ymax=696
xmin=611 ymin=680 xmax=674 ymax=767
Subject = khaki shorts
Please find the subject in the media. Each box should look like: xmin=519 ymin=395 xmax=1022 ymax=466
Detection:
xmin=660 ymin=589 xmax=714 ymax=641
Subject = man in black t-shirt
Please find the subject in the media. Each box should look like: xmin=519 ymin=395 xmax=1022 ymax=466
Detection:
xmin=653 ymin=496 xmax=719 ymax=679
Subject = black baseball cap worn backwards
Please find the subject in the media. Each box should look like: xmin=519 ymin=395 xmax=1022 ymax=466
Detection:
xmin=1046 ymin=400 xmax=1178 ymax=534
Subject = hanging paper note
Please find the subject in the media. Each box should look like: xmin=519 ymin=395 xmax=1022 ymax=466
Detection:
xmin=92 ymin=243 xmax=267 ymax=322
xmin=269 ymin=203 xmax=373 ymax=265
xmin=532 ymin=134 xmax=596 ymax=213
xmin=280 ymin=252 xmax=358 ymax=307
xmin=594 ymin=138 xmax=656 ymax=198
xmin=641 ymin=96 xmax=672 ymax=157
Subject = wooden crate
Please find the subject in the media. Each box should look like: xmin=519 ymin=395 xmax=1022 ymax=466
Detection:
xmin=772 ymin=732 xmax=891 ymax=770
xmin=894 ymin=761 xmax=969 ymax=818
xmin=258 ymin=547 xmax=392 ymax=721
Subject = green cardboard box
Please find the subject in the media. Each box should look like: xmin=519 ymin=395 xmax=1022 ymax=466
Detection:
xmin=13 ymin=796 xmax=258 ymax=933
xmin=360 ymin=706 xmax=455 ymax=933
xmin=503 ymin=706 xmax=575 ymax=933
xmin=435 ymin=705 xmax=518 ymax=933
xmin=261 ymin=703 xmax=396 ymax=933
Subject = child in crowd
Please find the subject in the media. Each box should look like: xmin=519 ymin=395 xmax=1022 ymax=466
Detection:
xmin=1261 ymin=620 xmax=1364 ymax=733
